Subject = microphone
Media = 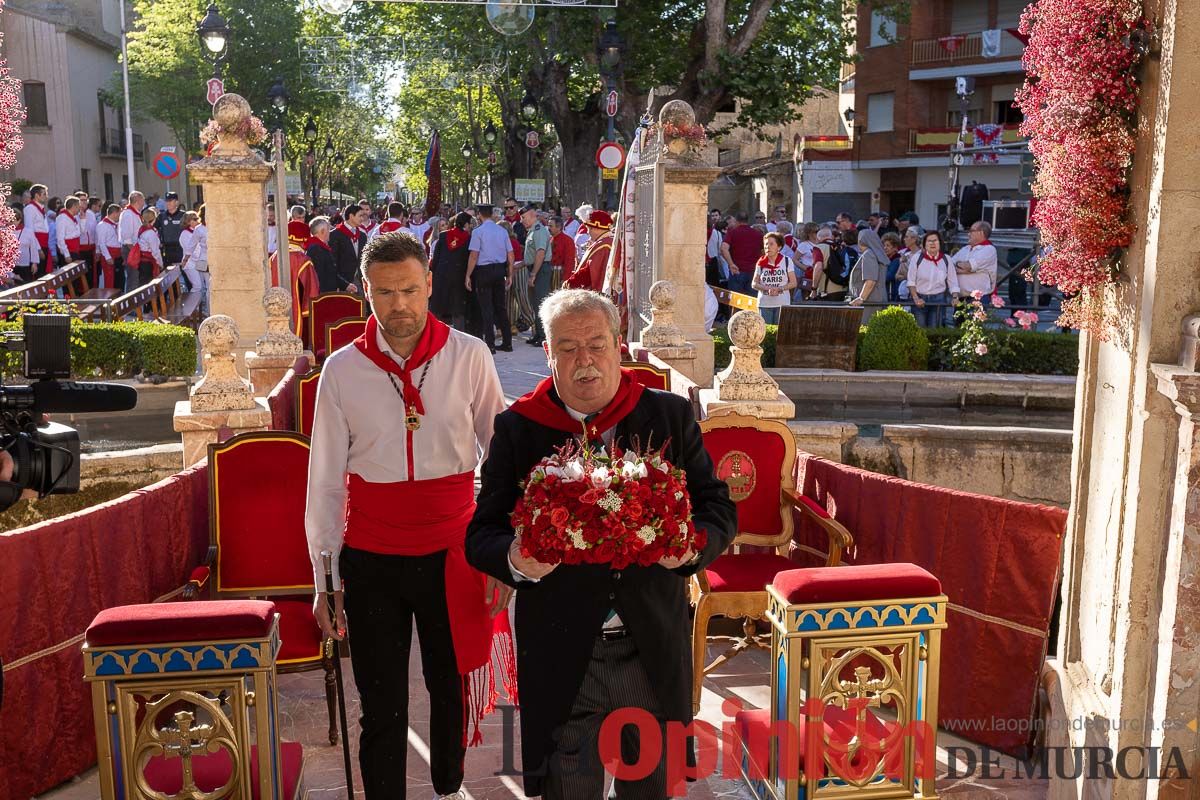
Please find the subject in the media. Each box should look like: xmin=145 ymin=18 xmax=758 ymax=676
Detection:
xmin=0 ymin=381 xmax=139 ymax=413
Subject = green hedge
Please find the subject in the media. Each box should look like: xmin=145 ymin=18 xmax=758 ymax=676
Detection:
xmin=713 ymin=324 xmax=777 ymax=370
xmin=713 ymin=320 xmax=1077 ymax=375
xmin=0 ymin=321 xmax=197 ymax=379
xmin=924 ymin=327 xmax=1079 ymax=375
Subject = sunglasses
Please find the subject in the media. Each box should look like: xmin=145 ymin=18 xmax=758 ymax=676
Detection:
xmin=504 ymin=205 xmax=516 ymax=210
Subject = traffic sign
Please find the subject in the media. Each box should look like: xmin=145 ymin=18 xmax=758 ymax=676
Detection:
xmin=605 ymin=90 xmax=618 ymax=118
xmin=601 ymin=167 xmax=619 ymax=180
xmin=595 ymin=141 xmax=626 ymax=171
xmin=206 ymin=77 xmax=225 ymax=106
xmin=153 ymin=149 xmax=181 ymax=180
xmin=487 ymin=150 xmax=497 ymax=166
xmin=525 ymin=130 xmax=540 ymax=149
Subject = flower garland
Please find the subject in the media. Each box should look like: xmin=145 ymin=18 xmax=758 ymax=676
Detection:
xmin=199 ymin=113 xmax=269 ymax=148
xmin=0 ymin=0 xmax=24 ymax=281
xmin=1014 ymin=0 xmax=1147 ymax=333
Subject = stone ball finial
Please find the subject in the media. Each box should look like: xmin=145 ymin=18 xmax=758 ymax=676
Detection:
xmin=213 ymin=93 xmax=251 ymax=130
xmin=263 ymin=287 xmax=291 ymax=318
xmin=199 ymin=315 xmax=240 ymax=358
xmin=658 ymin=99 xmax=696 ymax=128
xmin=728 ymin=309 xmax=766 ymax=349
xmin=648 ymin=280 xmax=677 ymax=311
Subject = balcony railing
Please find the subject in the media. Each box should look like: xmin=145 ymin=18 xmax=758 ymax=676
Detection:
xmin=907 ymin=124 xmax=1024 ymax=154
xmin=100 ymin=128 xmax=145 ymax=159
xmin=910 ymin=30 xmax=1024 ymax=66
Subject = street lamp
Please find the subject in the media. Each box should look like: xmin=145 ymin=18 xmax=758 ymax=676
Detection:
xmin=304 ymin=116 xmax=318 ymax=143
xmin=266 ymin=78 xmax=290 ymax=263
xmin=324 ymin=136 xmax=335 ymax=160
xmin=520 ymin=90 xmax=538 ymax=122
xmin=196 ymin=3 xmax=230 ymax=79
xmin=267 ymin=78 xmax=288 ymax=114
xmin=596 ymin=18 xmax=624 ymax=210
xmin=842 ymin=107 xmax=856 ymax=124
xmin=461 ymin=141 xmax=474 ymax=206
xmin=483 ymin=121 xmax=498 ymax=146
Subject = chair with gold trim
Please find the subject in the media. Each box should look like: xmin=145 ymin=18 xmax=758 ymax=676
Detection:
xmin=309 ymin=292 xmax=366 ymax=361
xmin=692 ymin=413 xmax=854 ymax=712
xmin=325 ymin=315 xmax=368 ymax=362
xmin=294 ymin=365 xmax=322 ymax=438
xmin=621 ymin=360 xmax=671 ymax=391
xmin=187 ymin=430 xmax=341 ymax=746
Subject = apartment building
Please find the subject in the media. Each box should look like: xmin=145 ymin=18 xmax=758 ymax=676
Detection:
xmin=798 ymin=0 xmax=1031 ymax=229
xmin=0 ymin=0 xmax=183 ymax=204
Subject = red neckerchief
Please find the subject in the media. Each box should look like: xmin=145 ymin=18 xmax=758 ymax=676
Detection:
xmin=353 ymin=313 xmax=450 ymax=416
xmin=62 ymin=211 xmax=77 ymax=224
xmin=27 ymin=201 xmax=45 ymax=216
xmin=756 ymin=252 xmax=784 ymax=269
xmin=335 ymin=222 xmax=357 ymax=240
xmin=100 ymin=217 xmax=116 ymax=228
xmin=379 ymin=219 xmax=404 ymax=234
xmin=510 ymin=368 xmax=645 ymax=441
xmin=977 ymin=239 xmax=994 ymax=247
xmin=138 ymin=224 xmax=154 ymax=236
xmin=917 ymin=252 xmax=947 ymax=266
xmin=445 ymin=228 xmax=469 ymax=251
xmin=309 ymin=238 xmax=333 ymax=253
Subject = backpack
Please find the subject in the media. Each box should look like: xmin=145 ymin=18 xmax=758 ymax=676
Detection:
xmin=825 ymin=246 xmax=854 ymax=286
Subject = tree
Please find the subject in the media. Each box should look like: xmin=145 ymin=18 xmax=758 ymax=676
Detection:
xmin=0 ymin=0 xmax=24 ymax=280
xmin=341 ymin=0 xmax=875 ymax=205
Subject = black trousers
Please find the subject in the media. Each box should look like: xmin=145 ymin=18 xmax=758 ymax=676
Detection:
xmin=340 ymin=545 xmax=466 ymax=799
xmin=474 ymin=263 xmax=511 ymax=350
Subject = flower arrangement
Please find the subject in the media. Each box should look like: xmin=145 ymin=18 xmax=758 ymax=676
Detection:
xmin=950 ymin=291 xmax=1025 ymax=372
xmin=0 ymin=0 xmax=25 ymax=281
xmin=200 ymin=113 xmax=269 ymax=148
xmin=660 ymin=120 xmax=708 ymax=145
xmin=509 ymin=441 xmax=705 ymax=569
xmin=1014 ymin=0 xmax=1147 ymax=333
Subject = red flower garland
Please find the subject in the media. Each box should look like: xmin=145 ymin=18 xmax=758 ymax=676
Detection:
xmin=0 ymin=0 xmax=25 ymax=281
xmin=1014 ymin=0 xmax=1146 ymax=332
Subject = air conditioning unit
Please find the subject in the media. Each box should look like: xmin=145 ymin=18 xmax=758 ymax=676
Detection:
xmin=981 ymin=200 xmax=1031 ymax=230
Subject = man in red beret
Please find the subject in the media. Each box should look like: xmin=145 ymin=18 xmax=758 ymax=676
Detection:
xmin=562 ymin=210 xmax=614 ymax=292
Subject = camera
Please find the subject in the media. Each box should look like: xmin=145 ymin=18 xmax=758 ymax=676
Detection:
xmin=0 ymin=315 xmax=138 ymax=511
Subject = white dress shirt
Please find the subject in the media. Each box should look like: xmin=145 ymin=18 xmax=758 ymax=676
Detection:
xmin=118 ymin=207 xmax=141 ymax=246
xmin=137 ymin=226 xmax=163 ymax=269
xmin=267 ymin=223 xmax=278 ymax=256
xmin=55 ymin=212 xmax=82 ymax=260
xmin=96 ymin=218 xmax=120 ymax=262
xmin=909 ymin=253 xmax=960 ymax=297
xmin=190 ymin=225 xmax=209 ymax=268
xmin=950 ymin=242 xmax=997 ymax=295
xmin=81 ymin=209 xmax=97 ymax=247
xmin=305 ymin=325 xmax=506 ymax=589
xmin=21 ymin=203 xmax=47 ymax=248
xmin=563 ymin=219 xmax=581 ymax=239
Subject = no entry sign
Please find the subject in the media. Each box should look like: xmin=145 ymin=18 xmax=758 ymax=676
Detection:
xmin=153 ymin=149 xmax=181 ymax=180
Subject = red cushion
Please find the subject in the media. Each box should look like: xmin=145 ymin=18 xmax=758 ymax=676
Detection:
xmin=794 ymin=493 xmax=830 ymax=519
xmin=86 ymin=600 xmax=276 ymax=647
xmin=773 ymin=563 xmax=941 ymax=604
xmin=706 ymin=553 xmax=796 ymax=593
xmin=143 ymin=741 xmax=303 ymax=800
xmin=275 ymin=597 xmax=324 ymax=664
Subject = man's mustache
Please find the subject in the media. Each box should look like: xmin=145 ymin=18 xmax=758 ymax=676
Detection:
xmin=573 ymin=367 xmax=601 ymax=381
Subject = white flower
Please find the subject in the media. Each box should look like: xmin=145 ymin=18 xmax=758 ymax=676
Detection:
xmin=674 ymin=491 xmax=683 ymax=500
xmin=637 ymin=525 xmax=657 ymax=545
xmin=590 ymin=466 xmax=612 ymax=487
xmin=620 ymin=460 xmax=648 ymax=481
xmin=568 ymin=528 xmax=587 ymax=549
xmin=544 ymin=465 xmax=564 ymax=479
xmin=679 ymin=522 xmax=689 ymax=536
xmin=561 ymin=460 xmax=586 ymax=482
xmin=598 ymin=491 xmax=624 ymax=513
xmin=531 ymin=508 xmax=541 ymax=520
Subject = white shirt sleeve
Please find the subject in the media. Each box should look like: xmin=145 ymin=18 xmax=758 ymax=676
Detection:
xmin=56 ymin=220 xmax=70 ymax=261
xmin=305 ymin=367 xmax=352 ymax=589
xmin=471 ymin=342 xmax=507 ymax=461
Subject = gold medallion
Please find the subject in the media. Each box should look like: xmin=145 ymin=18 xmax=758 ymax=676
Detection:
xmin=405 ymin=405 xmax=421 ymax=431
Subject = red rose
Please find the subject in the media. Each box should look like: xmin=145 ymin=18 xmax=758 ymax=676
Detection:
xmin=549 ymin=507 xmax=570 ymax=529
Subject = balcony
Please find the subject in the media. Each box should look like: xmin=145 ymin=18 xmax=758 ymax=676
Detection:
xmin=907 ymin=124 xmax=1024 ymax=155
xmin=909 ymin=30 xmax=1025 ymax=77
xmin=99 ymin=128 xmax=145 ymax=160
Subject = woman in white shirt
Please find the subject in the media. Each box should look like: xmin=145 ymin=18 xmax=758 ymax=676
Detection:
xmin=133 ymin=207 xmax=163 ymax=290
xmin=908 ymin=230 xmax=959 ymax=328
xmin=751 ymin=232 xmax=797 ymax=325
xmin=182 ymin=205 xmax=210 ymax=314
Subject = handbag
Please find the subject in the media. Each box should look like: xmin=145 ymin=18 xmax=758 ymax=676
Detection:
xmin=126 ymin=243 xmax=142 ymax=268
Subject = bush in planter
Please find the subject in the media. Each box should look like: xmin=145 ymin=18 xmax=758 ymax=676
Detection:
xmin=712 ymin=323 xmax=777 ymax=370
xmin=0 ymin=321 xmax=197 ymax=379
xmin=925 ymin=327 xmax=1079 ymax=375
xmin=857 ymin=306 xmax=929 ymax=371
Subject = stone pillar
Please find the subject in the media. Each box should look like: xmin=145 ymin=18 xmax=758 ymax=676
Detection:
xmin=245 ymin=287 xmax=312 ymax=396
xmin=187 ymin=94 xmax=273 ymax=355
xmin=173 ymin=316 xmax=271 ymax=467
xmin=634 ymin=280 xmax=696 ymax=377
xmin=698 ymin=310 xmax=795 ymax=420
xmin=630 ymin=101 xmax=718 ymax=387
xmin=1047 ymin=6 xmax=1200 ymax=798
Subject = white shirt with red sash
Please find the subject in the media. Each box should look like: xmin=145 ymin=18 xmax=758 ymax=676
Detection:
xmin=118 ymin=206 xmax=142 ymax=246
xmin=96 ymin=217 xmax=121 ymax=265
xmin=56 ymin=210 xmax=82 ymax=261
xmin=950 ymin=240 xmax=998 ymax=295
xmin=374 ymin=218 xmax=405 ymax=239
xmin=81 ymin=208 xmax=97 ymax=251
xmin=22 ymin=202 xmax=48 ymax=255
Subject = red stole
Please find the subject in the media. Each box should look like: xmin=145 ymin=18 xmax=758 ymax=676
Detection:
xmin=335 ymin=222 xmax=358 ymax=242
xmin=378 ymin=219 xmax=404 ymax=235
xmin=509 ymin=368 xmax=645 ymax=442
xmin=352 ymin=313 xmax=449 ymax=417
xmin=308 ymin=238 xmax=332 ymax=253
xmin=445 ymin=228 xmax=469 ymax=251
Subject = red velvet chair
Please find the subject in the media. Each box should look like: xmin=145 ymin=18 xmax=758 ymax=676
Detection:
xmin=621 ymin=360 xmax=670 ymax=391
xmin=187 ymin=430 xmax=341 ymax=746
xmin=294 ymin=365 xmax=322 ymax=438
xmin=309 ymin=292 xmax=365 ymax=361
xmin=692 ymin=413 xmax=854 ymax=712
xmin=325 ymin=315 xmax=368 ymax=362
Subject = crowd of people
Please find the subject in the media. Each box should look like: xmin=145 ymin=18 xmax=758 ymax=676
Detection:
xmin=705 ymin=206 xmax=1006 ymax=327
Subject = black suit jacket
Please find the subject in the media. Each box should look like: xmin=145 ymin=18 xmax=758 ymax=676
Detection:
xmin=466 ymin=387 xmax=736 ymax=796
xmin=329 ymin=227 xmax=364 ymax=287
xmin=306 ymin=243 xmax=340 ymax=293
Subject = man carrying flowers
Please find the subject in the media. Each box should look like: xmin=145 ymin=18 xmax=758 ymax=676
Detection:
xmin=467 ymin=289 xmax=737 ymax=799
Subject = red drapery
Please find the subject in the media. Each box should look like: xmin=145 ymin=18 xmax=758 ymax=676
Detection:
xmin=267 ymin=355 xmax=311 ymax=432
xmin=789 ymin=454 xmax=1065 ymax=757
xmin=0 ymin=464 xmax=210 ymax=798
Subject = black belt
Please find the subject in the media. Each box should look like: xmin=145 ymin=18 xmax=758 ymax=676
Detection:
xmin=599 ymin=627 xmax=630 ymax=641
